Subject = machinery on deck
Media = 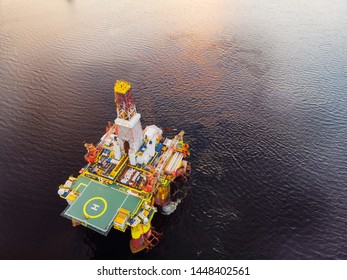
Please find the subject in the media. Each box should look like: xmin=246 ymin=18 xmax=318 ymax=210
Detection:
xmin=57 ymin=80 xmax=191 ymax=253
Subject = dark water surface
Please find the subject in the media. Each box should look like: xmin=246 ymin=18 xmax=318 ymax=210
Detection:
xmin=1 ymin=0 xmax=346 ymax=259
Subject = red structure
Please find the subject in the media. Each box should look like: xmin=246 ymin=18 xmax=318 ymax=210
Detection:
xmin=114 ymin=80 xmax=137 ymax=120
xmin=84 ymin=143 xmax=98 ymax=163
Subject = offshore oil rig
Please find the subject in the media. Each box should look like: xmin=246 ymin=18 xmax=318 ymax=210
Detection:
xmin=57 ymin=80 xmax=191 ymax=253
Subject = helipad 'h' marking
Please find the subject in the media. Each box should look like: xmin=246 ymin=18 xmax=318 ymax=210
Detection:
xmin=91 ymin=204 xmax=100 ymax=211
xmin=83 ymin=197 xmax=108 ymax=219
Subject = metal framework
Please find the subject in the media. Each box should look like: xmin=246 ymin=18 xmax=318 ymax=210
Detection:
xmin=114 ymin=80 xmax=137 ymax=120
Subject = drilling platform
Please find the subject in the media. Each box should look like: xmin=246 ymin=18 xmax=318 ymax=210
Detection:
xmin=57 ymin=80 xmax=191 ymax=253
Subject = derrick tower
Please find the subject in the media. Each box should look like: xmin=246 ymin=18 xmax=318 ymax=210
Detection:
xmin=114 ymin=80 xmax=137 ymax=120
xmin=113 ymin=80 xmax=143 ymax=165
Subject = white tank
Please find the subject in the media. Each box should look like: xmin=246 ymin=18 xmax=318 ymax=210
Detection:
xmin=147 ymin=140 xmax=155 ymax=157
xmin=113 ymin=141 xmax=121 ymax=160
xmin=58 ymin=189 xmax=65 ymax=196
xmin=129 ymin=148 xmax=137 ymax=166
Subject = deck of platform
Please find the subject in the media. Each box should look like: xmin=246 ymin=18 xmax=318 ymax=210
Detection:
xmin=63 ymin=179 xmax=142 ymax=235
xmin=70 ymin=176 xmax=91 ymax=192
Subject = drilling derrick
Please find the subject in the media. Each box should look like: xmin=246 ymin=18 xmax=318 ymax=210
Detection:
xmin=114 ymin=80 xmax=137 ymax=120
xmin=113 ymin=80 xmax=143 ymax=164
